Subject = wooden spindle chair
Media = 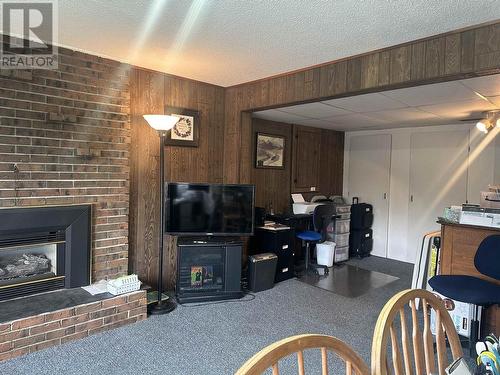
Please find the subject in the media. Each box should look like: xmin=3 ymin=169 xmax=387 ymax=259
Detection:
xmin=371 ymin=289 xmax=463 ymax=375
xmin=235 ymin=334 xmax=370 ymax=375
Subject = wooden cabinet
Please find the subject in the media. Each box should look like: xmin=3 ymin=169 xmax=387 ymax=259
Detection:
xmin=291 ymin=125 xmax=321 ymax=193
xmin=440 ymin=222 xmax=500 ymax=335
xmin=319 ymin=130 xmax=344 ymax=195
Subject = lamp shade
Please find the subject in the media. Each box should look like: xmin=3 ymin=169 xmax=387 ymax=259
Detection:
xmin=143 ymin=114 xmax=180 ymax=131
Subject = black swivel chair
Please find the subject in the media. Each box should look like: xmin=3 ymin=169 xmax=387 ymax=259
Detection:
xmin=296 ymin=204 xmax=337 ymax=276
xmin=429 ymin=234 xmax=500 ymax=354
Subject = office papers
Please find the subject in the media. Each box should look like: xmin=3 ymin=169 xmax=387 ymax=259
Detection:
xmin=291 ymin=193 xmax=305 ymax=203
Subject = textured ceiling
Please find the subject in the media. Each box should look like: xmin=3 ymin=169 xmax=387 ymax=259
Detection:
xmin=52 ymin=0 xmax=500 ymax=86
xmin=253 ymin=75 xmax=500 ymax=131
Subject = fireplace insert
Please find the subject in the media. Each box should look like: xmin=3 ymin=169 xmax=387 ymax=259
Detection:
xmin=0 ymin=205 xmax=91 ymax=301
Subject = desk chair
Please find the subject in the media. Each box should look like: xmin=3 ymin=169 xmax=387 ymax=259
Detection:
xmin=429 ymin=234 xmax=500 ymax=355
xmin=296 ymin=204 xmax=336 ymax=275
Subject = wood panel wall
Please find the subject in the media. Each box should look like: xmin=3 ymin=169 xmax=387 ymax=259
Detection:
xmin=251 ymin=119 xmax=344 ymax=213
xmin=130 ymin=21 xmax=500 ymax=291
xmin=129 ymin=68 xmax=225 ymax=289
xmin=223 ymin=22 xmax=500 ymax=184
xmin=251 ymin=118 xmax=293 ymax=213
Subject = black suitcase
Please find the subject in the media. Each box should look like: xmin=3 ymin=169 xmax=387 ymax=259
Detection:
xmin=350 ymin=197 xmax=373 ymax=230
xmin=349 ymin=228 xmax=373 ymax=258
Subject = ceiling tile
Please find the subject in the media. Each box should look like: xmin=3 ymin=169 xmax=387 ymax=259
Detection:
xmin=292 ymin=118 xmax=330 ymax=127
xmin=322 ymin=93 xmax=407 ymax=113
xmin=461 ymin=75 xmax=500 ymax=97
xmin=418 ymin=98 xmax=496 ymax=120
xmin=383 ymin=81 xmax=478 ymax=106
xmin=322 ymin=113 xmax=388 ymax=126
xmin=363 ymin=108 xmax=440 ymax=122
xmin=278 ymin=102 xmax=352 ymax=119
xmin=252 ymin=109 xmax=308 ymax=123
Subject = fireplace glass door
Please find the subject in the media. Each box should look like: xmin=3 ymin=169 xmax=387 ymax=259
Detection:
xmin=0 ymin=232 xmax=65 ymax=299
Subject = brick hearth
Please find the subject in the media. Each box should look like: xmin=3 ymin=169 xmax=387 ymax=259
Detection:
xmin=0 ymin=290 xmax=146 ymax=362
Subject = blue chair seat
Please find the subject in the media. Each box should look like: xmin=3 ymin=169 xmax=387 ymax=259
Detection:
xmin=429 ymin=275 xmax=500 ymax=305
xmin=296 ymin=231 xmax=321 ymax=242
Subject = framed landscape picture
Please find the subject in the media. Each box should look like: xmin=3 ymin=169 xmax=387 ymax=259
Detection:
xmin=164 ymin=106 xmax=200 ymax=147
xmin=255 ymin=133 xmax=285 ymax=169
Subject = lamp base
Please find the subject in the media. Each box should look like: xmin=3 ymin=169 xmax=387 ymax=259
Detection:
xmin=148 ymin=297 xmax=177 ymax=315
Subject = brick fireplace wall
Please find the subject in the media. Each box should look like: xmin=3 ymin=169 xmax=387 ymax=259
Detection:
xmin=0 ymin=46 xmax=131 ymax=281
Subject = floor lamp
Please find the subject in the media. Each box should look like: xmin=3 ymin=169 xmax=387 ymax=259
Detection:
xmin=143 ymin=114 xmax=180 ymax=315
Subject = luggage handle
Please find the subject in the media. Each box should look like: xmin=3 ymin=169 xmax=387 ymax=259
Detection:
xmin=485 ymin=197 xmax=500 ymax=202
xmin=352 ymin=197 xmax=359 ymax=204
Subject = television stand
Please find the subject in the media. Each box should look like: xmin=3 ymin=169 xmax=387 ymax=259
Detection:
xmin=176 ymin=238 xmax=243 ymax=303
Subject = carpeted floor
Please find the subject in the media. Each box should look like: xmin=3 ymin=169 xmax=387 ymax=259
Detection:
xmin=0 ymin=256 xmax=413 ymax=375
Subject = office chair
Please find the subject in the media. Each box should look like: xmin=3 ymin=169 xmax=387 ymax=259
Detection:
xmin=428 ymin=234 xmax=500 ymax=355
xmin=296 ymin=204 xmax=336 ymax=276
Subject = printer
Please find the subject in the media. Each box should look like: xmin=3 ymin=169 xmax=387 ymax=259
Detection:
xmin=291 ymin=193 xmax=323 ymax=214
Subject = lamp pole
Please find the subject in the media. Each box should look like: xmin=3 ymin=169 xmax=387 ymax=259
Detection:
xmin=143 ymin=115 xmax=179 ymax=315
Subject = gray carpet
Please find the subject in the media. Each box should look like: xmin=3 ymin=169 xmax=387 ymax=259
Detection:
xmin=0 ymin=256 xmax=413 ymax=375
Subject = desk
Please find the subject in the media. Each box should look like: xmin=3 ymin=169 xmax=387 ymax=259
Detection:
xmin=439 ymin=220 xmax=500 ymax=335
xmin=267 ymin=213 xmax=312 ymax=261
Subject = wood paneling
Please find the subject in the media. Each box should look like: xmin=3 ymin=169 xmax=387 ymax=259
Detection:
xmin=130 ymin=21 xmax=500 ymax=291
xmin=291 ymin=125 xmax=322 ymax=193
xmin=223 ymin=22 xmax=500 ymax=185
xmin=251 ymin=118 xmax=293 ymax=213
xmin=129 ymin=69 xmax=164 ymax=290
xmin=250 ymin=120 xmax=344 ymax=212
xmin=129 ymin=68 xmax=225 ymax=290
xmin=318 ymin=130 xmax=344 ymax=197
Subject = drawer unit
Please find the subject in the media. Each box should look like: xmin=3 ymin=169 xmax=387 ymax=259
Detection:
xmin=333 ymin=204 xmax=351 ymax=214
xmin=333 ymin=233 xmax=349 ymax=247
xmin=334 ymin=219 xmax=350 ymax=234
xmin=334 ymin=246 xmax=349 ymax=263
xmin=252 ymin=227 xmax=295 ymax=282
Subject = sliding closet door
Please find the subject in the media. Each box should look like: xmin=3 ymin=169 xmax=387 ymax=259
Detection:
xmin=348 ymin=134 xmax=392 ymax=258
xmin=407 ymin=130 xmax=469 ymax=262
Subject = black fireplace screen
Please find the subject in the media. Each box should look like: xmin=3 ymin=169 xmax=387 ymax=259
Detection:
xmin=0 ymin=231 xmax=65 ymax=289
xmin=0 ymin=205 xmax=91 ymax=301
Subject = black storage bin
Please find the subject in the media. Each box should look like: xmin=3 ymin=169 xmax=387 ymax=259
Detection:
xmin=248 ymin=253 xmax=277 ymax=292
xmin=349 ymin=228 xmax=373 ymax=258
xmin=350 ymin=197 xmax=373 ymax=230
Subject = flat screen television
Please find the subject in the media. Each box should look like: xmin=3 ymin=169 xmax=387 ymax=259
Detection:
xmin=165 ymin=182 xmax=255 ymax=236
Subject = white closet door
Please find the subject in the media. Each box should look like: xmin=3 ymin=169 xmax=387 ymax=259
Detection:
xmin=348 ymin=134 xmax=392 ymax=258
xmin=407 ymin=129 xmax=469 ymax=262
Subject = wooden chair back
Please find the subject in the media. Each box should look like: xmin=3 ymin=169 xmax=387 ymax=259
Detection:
xmin=371 ymin=289 xmax=463 ymax=375
xmin=235 ymin=334 xmax=370 ymax=375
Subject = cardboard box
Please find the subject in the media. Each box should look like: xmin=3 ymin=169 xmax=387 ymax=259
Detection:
xmin=430 ymin=291 xmax=476 ymax=338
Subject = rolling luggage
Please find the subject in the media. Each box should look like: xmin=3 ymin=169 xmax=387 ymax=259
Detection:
xmin=350 ymin=197 xmax=373 ymax=230
xmin=349 ymin=228 xmax=373 ymax=258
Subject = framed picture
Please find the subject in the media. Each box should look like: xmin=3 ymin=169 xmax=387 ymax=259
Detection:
xmin=255 ymin=132 xmax=285 ymax=169
xmin=164 ymin=106 xmax=200 ymax=147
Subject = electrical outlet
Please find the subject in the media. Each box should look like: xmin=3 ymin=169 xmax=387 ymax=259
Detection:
xmin=310 ymin=186 xmax=316 ymax=191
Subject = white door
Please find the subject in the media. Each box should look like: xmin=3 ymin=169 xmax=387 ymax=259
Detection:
xmin=348 ymin=134 xmax=392 ymax=257
xmin=407 ymin=130 xmax=469 ymax=262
